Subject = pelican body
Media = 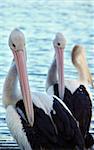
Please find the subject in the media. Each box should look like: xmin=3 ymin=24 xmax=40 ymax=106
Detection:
xmin=2 ymin=29 xmax=85 ymax=150
xmin=46 ymin=38 xmax=94 ymax=149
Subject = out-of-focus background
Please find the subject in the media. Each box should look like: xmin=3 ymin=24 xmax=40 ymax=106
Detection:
xmin=0 ymin=0 xmax=94 ymax=149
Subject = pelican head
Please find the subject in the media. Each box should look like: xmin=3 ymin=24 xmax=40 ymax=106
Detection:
xmin=53 ymin=33 xmax=66 ymax=50
xmin=9 ymin=28 xmax=25 ymax=51
xmin=72 ymin=45 xmax=93 ymax=87
xmin=9 ymin=28 xmax=34 ymax=126
xmin=72 ymin=45 xmax=86 ymax=66
xmin=53 ymin=33 xmax=66 ymax=100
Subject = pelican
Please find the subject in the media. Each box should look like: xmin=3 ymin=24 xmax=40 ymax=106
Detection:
xmin=2 ymin=29 xmax=84 ymax=150
xmin=46 ymin=36 xmax=94 ymax=149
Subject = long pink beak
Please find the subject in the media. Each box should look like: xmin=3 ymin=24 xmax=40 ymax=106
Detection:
xmin=55 ymin=47 xmax=64 ymax=100
xmin=13 ymin=50 xmax=34 ymax=126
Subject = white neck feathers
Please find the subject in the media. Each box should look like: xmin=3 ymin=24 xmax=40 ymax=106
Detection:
xmin=2 ymin=61 xmax=21 ymax=108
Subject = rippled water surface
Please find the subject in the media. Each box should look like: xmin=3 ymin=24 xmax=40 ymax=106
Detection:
xmin=0 ymin=0 xmax=94 ymax=149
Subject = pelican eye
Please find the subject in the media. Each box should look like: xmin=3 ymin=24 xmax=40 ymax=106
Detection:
xmin=57 ymin=43 xmax=60 ymax=46
xmin=12 ymin=43 xmax=16 ymax=48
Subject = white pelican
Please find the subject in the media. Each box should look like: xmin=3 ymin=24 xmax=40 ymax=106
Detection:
xmin=46 ymin=35 xmax=94 ymax=149
xmin=2 ymin=29 xmax=85 ymax=150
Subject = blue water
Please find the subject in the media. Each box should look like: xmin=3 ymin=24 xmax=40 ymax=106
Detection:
xmin=0 ymin=0 xmax=94 ymax=148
